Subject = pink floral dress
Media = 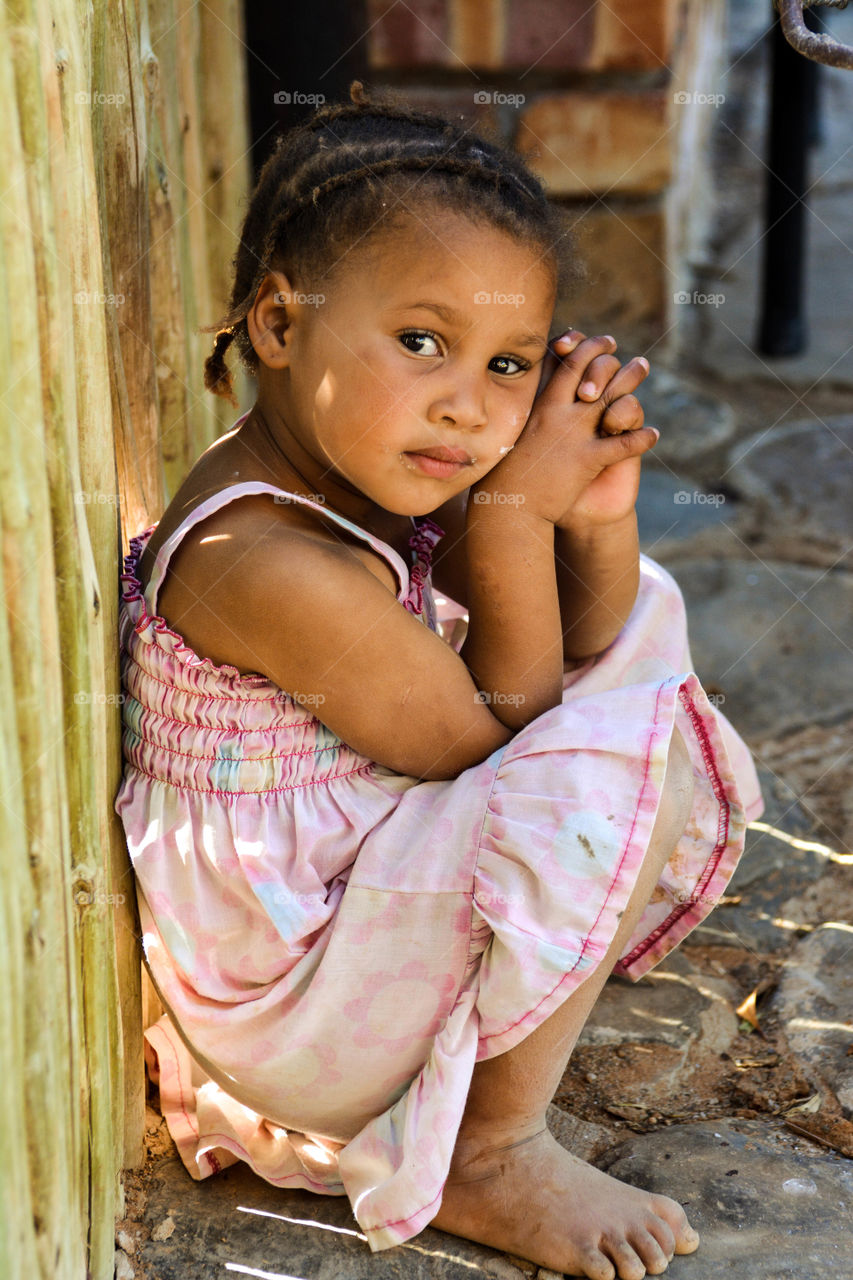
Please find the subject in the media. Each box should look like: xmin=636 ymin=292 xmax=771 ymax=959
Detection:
xmin=115 ymin=479 xmax=763 ymax=1251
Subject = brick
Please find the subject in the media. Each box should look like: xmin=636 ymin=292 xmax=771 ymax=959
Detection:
xmin=447 ymin=0 xmax=504 ymax=70
xmin=515 ymin=91 xmax=672 ymax=196
xmin=367 ymin=0 xmax=450 ymax=69
xmin=499 ymin=0 xmax=596 ymax=71
xmin=552 ymin=202 xmax=668 ymax=338
xmin=370 ymin=84 xmax=502 ymax=136
xmin=590 ymin=0 xmax=683 ymax=72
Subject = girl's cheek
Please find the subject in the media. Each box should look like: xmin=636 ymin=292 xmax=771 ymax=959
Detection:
xmin=504 ymin=407 xmax=529 ymax=440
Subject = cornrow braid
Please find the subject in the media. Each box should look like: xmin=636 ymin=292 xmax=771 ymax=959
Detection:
xmin=202 ymin=80 xmax=585 ymax=403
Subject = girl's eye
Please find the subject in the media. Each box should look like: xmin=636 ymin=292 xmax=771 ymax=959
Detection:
xmin=399 ymin=330 xmax=441 ymax=357
xmin=490 ymin=354 xmax=531 ymax=376
xmin=398 ymin=330 xmax=531 ymax=376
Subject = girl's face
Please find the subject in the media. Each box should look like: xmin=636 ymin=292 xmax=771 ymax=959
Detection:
xmin=254 ymin=209 xmax=557 ymax=515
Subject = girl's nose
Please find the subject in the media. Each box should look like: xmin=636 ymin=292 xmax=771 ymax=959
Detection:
xmin=426 ymin=377 xmax=488 ymax=431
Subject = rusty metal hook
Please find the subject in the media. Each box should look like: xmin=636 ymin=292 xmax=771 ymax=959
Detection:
xmin=774 ymin=0 xmax=853 ymax=67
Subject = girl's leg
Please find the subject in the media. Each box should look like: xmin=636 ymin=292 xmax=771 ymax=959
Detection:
xmin=433 ymin=729 xmax=701 ymax=1280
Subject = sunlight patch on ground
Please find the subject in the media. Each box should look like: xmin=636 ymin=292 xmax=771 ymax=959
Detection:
xmin=237 ymin=1206 xmax=366 ymax=1240
xmin=748 ymin=821 xmax=852 ymax=864
xmin=225 ymin=1265 xmax=308 ymax=1279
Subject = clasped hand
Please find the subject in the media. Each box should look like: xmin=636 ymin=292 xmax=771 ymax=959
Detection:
xmin=474 ymin=331 xmax=657 ymax=532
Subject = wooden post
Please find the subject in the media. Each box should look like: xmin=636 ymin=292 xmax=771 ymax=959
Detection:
xmin=0 ymin=1 xmax=251 ymax=1275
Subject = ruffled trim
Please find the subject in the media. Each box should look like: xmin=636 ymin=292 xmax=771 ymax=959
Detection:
xmin=404 ymin=517 xmax=444 ymax=619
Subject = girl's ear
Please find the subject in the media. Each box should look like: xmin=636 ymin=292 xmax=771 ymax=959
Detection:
xmin=246 ymin=270 xmax=299 ymax=370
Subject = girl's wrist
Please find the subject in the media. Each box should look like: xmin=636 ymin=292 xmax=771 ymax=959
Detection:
xmin=466 ymin=488 xmax=554 ymax=536
xmin=555 ymin=509 xmax=637 ymax=545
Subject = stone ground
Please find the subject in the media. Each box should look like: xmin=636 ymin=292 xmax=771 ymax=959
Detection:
xmin=113 ymin=5 xmax=853 ymax=1278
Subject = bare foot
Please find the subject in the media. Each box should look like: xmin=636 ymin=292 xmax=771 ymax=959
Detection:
xmin=431 ymin=1128 xmax=699 ymax=1279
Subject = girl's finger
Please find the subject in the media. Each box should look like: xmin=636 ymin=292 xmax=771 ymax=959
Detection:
xmin=544 ymin=333 xmax=619 ymax=403
xmin=592 ymin=423 xmax=659 ymax=463
xmin=576 ymin=354 xmax=623 ymax=401
xmin=595 ymin=355 xmax=650 ymax=402
xmin=598 ymin=394 xmax=645 ymax=436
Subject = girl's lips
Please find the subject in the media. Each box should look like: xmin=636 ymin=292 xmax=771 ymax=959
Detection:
xmin=402 ymin=449 xmax=473 ymax=479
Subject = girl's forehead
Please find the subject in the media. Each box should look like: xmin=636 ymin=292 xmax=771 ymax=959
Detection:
xmin=337 ymin=211 xmax=556 ymax=310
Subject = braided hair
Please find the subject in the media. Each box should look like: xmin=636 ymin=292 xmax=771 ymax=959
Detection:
xmin=202 ymin=81 xmax=585 ymax=406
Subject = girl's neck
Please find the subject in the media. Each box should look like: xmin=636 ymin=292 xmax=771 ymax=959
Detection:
xmin=237 ymin=403 xmax=405 ymax=541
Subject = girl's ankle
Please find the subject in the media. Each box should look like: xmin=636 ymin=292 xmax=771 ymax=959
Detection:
xmin=448 ymin=1119 xmax=549 ymax=1180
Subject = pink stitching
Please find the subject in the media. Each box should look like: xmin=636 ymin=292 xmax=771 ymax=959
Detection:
xmin=617 ymin=684 xmax=731 ymax=970
xmin=124 ymin=729 xmax=343 ymax=765
xmin=121 ymin=694 xmax=317 ymax=733
xmin=123 ymin=653 xmax=290 ymax=706
xmin=125 ymin=760 xmax=375 ymax=797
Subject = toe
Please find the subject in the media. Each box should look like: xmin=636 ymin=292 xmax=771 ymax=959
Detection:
xmin=650 ymin=1195 xmax=700 ymax=1253
xmin=674 ymin=1225 xmax=700 ymax=1256
xmin=645 ymin=1216 xmax=675 ymax=1260
xmin=630 ymin=1229 xmax=670 ymax=1275
xmin=578 ymin=1245 xmax=617 ymax=1280
xmin=605 ymin=1239 xmax=647 ymax=1280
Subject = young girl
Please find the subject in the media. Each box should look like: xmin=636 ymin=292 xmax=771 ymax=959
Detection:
xmin=116 ymin=84 xmax=763 ymax=1279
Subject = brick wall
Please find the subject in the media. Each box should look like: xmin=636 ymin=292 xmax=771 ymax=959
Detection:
xmin=366 ymin=0 xmax=727 ymax=355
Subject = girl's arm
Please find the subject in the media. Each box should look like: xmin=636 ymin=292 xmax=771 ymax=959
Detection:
xmin=460 ymin=498 xmax=563 ymax=730
xmin=555 ymin=514 xmax=640 ymax=663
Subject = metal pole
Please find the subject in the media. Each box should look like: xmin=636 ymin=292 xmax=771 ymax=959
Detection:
xmin=757 ymin=5 xmax=823 ymax=355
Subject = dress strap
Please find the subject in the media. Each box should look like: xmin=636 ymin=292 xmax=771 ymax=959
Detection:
xmin=143 ymin=482 xmax=412 ymax=616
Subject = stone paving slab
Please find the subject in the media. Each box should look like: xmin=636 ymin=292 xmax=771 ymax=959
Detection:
xmin=636 ymin=468 xmax=730 ymax=551
xmin=635 ymin=366 xmax=737 ymax=470
xmin=664 ymin=557 xmax=853 ymax=740
xmin=729 ymin=417 xmax=853 ymax=567
xmin=597 ymin=1119 xmax=853 ymax=1277
xmin=772 ymin=923 xmax=853 ymax=1119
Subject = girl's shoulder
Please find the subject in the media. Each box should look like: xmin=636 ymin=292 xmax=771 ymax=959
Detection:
xmin=134 ymin=444 xmax=413 ymax=675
